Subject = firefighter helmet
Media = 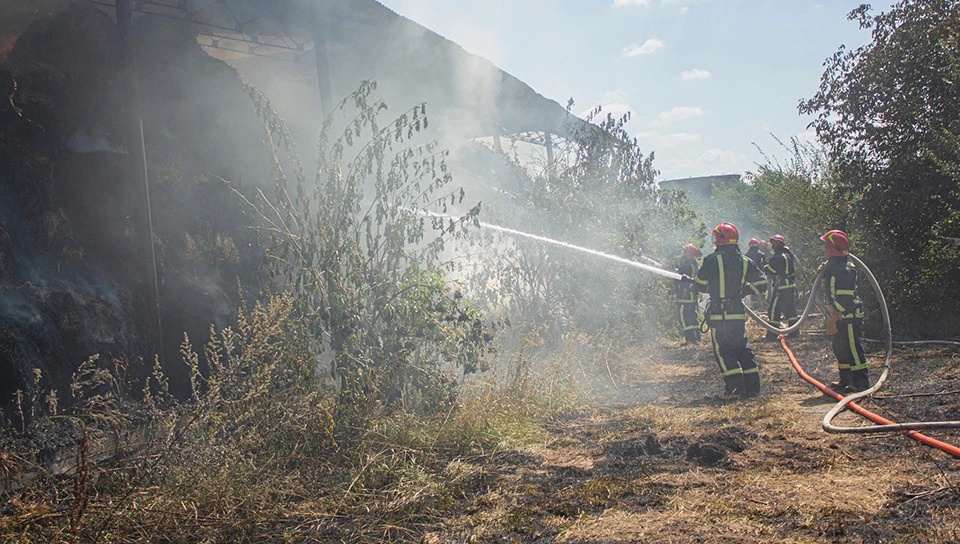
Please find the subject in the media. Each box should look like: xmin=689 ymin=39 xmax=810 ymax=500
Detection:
xmin=682 ymin=243 xmax=701 ymax=258
xmin=770 ymin=234 xmax=786 ymax=249
xmin=712 ymin=222 xmax=739 ymax=246
xmin=821 ymin=229 xmax=850 ymax=257
xmin=758 ymin=239 xmax=769 ymax=250
xmin=748 ymin=238 xmax=759 ymax=247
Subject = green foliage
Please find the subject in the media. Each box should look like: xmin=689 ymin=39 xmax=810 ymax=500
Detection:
xmin=711 ymin=136 xmax=844 ymax=273
xmin=0 ymin=292 xmax=556 ymax=543
xmin=237 ymin=80 xmax=493 ymax=428
xmin=466 ymin=107 xmax=704 ymax=341
xmin=799 ymin=0 xmax=960 ymax=335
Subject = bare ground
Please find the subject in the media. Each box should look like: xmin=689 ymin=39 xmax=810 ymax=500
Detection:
xmin=424 ymin=326 xmax=960 ymax=544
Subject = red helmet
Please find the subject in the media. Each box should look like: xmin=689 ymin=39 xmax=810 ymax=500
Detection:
xmin=770 ymin=234 xmax=785 ymax=249
xmin=748 ymin=238 xmax=759 ymax=247
xmin=821 ymin=229 xmax=850 ymax=257
xmin=758 ymin=239 xmax=769 ymax=250
xmin=682 ymin=243 xmax=701 ymax=258
xmin=712 ymin=222 xmax=739 ymax=246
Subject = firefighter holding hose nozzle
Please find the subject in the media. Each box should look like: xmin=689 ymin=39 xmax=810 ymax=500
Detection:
xmin=821 ymin=230 xmax=871 ymax=393
xmin=680 ymin=222 xmax=767 ymax=398
xmin=676 ymin=243 xmax=702 ymax=345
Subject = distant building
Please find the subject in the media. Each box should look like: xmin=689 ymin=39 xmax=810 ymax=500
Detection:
xmin=659 ymin=174 xmax=743 ymax=200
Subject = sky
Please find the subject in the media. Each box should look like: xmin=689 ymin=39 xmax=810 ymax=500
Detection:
xmin=375 ymin=0 xmax=888 ymax=181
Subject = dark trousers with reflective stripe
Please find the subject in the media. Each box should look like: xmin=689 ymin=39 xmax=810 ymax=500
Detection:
xmin=832 ymin=317 xmax=869 ymax=390
xmin=679 ymin=301 xmax=700 ymax=343
xmin=709 ymin=318 xmax=760 ymax=397
xmin=765 ymin=287 xmax=798 ymax=339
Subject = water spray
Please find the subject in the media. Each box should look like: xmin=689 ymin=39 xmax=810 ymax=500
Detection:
xmin=443 ymin=207 xmax=959 ymax=453
xmin=435 ymin=211 xmax=683 ymax=280
xmin=479 ymin=222 xmax=681 ymax=280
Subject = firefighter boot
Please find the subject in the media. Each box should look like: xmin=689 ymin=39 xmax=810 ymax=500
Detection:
xmin=829 ymin=369 xmax=852 ymax=392
xmin=764 ymin=321 xmax=781 ymax=341
xmin=723 ymin=374 xmax=746 ymax=398
xmin=742 ymin=373 xmax=760 ymax=398
xmin=849 ymin=368 xmax=871 ymax=392
xmin=786 ymin=318 xmax=800 ymax=338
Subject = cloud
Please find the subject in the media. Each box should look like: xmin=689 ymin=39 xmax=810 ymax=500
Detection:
xmin=636 ymin=131 xmax=702 ymax=148
xmin=648 ymin=106 xmax=705 ymax=126
xmin=598 ymin=90 xmax=633 ymax=117
xmin=600 ymin=89 xmax=628 ymax=103
xmin=680 ymin=68 xmax=711 ymax=81
xmin=581 ymin=90 xmax=633 ymax=121
xmin=793 ymin=128 xmax=819 ymax=144
xmin=612 ymin=0 xmax=650 ymax=6
xmin=696 ymin=148 xmax=740 ymax=164
xmin=622 ymin=38 xmax=664 ymax=57
xmin=660 ymin=132 xmax=701 ymax=146
xmin=660 ymin=148 xmax=747 ymax=179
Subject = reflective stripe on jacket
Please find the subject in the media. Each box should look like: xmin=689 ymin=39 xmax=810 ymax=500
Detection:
xmin=824 ymin=256 xmax=864 ymax=319
xmin=695 ymin=246 xmax=767 ymax=321
xmin=763 ymin=249 xmax=796 ymax=290
xmin=676 ymin=257 xmax=699 ymax=303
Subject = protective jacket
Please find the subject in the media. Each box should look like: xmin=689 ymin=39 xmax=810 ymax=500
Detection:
xmin=763 ymin=247 xmax=799 ymax=338
xmin=823 ymin=256 xmax=864 ymax=320
xmin=745 ymin=245 xmax=763 ymax=269
xmin=694 ymin=244 xmax=767 ymax=397
xmin=763 ymin=248 xmax=796 ymax=291
xmin=744 ymin=245 xmax=765 ymax=309
xmin=695 ymin=245 xmax=767 ymax=323
xmin=676 ymin=256 xmax=700 ymax=343
xmin=823 ymin=256 xmax=869 ymax=390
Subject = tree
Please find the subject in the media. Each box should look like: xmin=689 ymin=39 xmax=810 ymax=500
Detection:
xmin=713 ymin=136 xmax=846 ymax=275
xmin=799 ymin=0 xmax=960 ymax=336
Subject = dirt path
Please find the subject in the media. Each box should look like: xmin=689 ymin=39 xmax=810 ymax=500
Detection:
xmin=426 ymin=328 xmax=960 ymax=543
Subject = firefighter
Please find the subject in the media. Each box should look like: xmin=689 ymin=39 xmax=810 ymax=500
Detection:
xmin=763 ymin=234 xmax=799 ymax=340
xmin=758 ymin=238 xmax=772 ymax=308
xmin=745 ymin=238 xmax=763 ymax=266
xmin=745 ymin=238 xmax=764 ymax=310
xmin=821 ymin=230 xmax=870 ymax=392
xmin=684 ymin=222 xmax=767 ymax=398
xmin=758 ymin=238 xmax=771 ymax=260
xmin=676 ymin=243 xmax=701 ymax=344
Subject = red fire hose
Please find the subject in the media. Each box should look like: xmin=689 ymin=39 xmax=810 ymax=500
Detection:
xmin=779 ymin=338 xmax=960 ymax=458
xmin=743 ymin=254 xmax=960 ymax=458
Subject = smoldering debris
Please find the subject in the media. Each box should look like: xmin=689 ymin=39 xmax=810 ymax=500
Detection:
xmin=0 ymin=3 xmax=273 ymax=414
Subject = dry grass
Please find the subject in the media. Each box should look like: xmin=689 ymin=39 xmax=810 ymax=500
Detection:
xmin=3 ymin=325 xmax=959 ymax=542
xmin=418 ymin=327 xmax=960 ymax=543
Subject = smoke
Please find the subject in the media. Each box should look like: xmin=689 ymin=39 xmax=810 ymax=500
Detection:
xmin=0 ymin=291 xmax=44 ymax=327
xmin=64 ymin=125 xmax=127 ymax=154
xmin=0 ymin=0 xmax=675 ymax=410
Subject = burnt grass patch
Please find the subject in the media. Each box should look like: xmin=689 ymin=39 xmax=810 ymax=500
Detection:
xmin=3 ymin=323 xmax=959 ymax=542
xmin=421 ymin=338 xmax=960 ymax=543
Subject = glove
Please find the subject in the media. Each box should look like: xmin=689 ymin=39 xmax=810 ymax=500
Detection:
xmin=826 ymin=308 xmax=840 ymax=336
xmin=678 ymin=274 xmax=694 ymax=284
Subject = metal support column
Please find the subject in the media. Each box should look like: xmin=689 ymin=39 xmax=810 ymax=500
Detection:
xmin=545 ymin=132 xmax=554 ymax=165
xmin=116 ymin=0 xmax=164 ymax=365
xmin=313 ymin=31 xmax=333 ymax=117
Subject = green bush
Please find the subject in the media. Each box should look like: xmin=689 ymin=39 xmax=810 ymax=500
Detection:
xmin=237 ymin=80 xmax=494 ymax=431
